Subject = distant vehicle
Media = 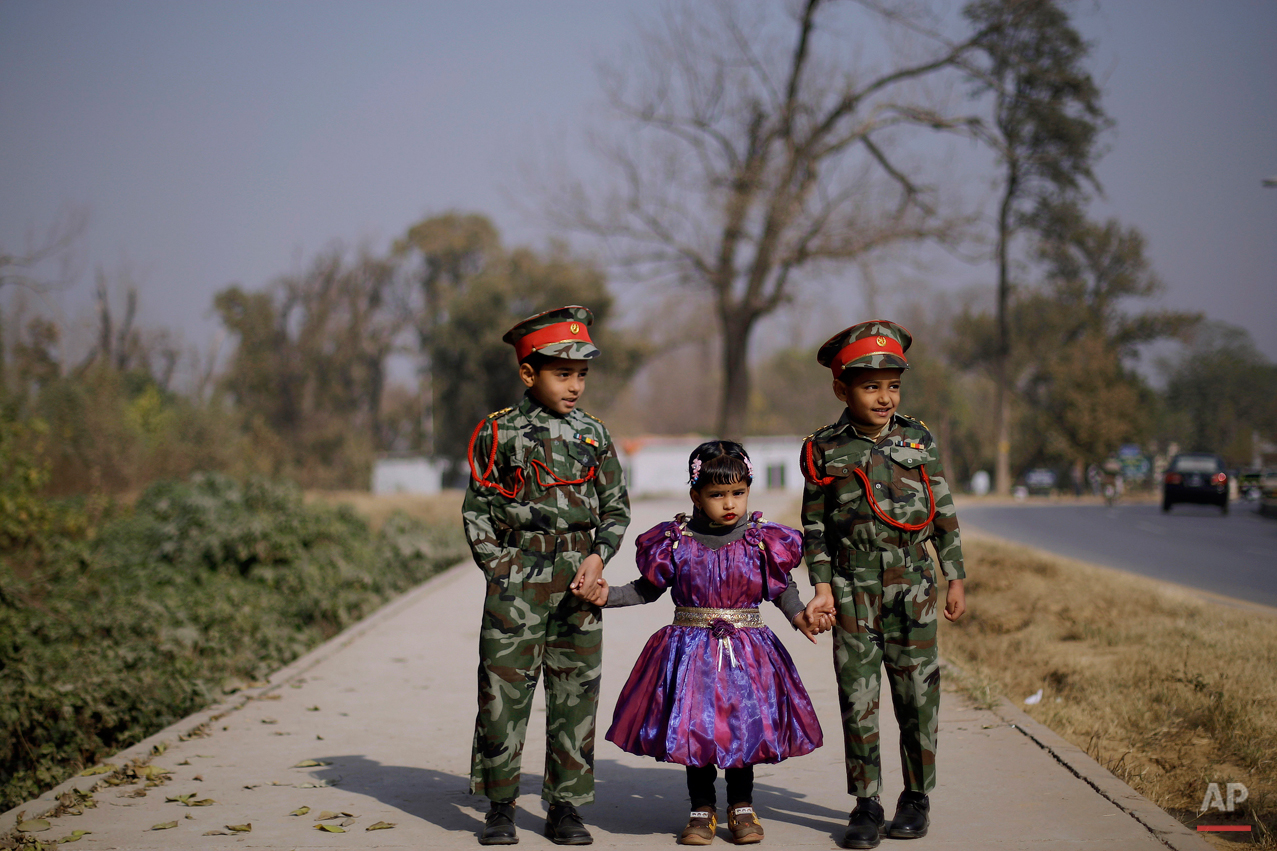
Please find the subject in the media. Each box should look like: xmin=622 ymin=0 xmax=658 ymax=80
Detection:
xmin=1023 ymin=468 xmax=1057 ymax=495
xmin=1239 ymin=469 xmax=1264 ymax=501
xmin=1162 ymin=453 xmax=1229 ymax=514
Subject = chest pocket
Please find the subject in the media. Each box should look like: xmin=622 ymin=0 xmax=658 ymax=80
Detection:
xmin=858 ymin=445 xmax=935 ymax=530
xmin=529 ymin=434 xmax=599 ymax=488
xmin=821 ymin=447 xmax=867 ymax=506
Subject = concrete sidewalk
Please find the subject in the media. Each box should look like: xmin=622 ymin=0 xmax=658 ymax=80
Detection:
xmin=2 ymin=495 xmax=1210 ymax=850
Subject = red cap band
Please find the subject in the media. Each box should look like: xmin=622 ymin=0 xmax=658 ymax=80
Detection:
xmin=514 ymin=320 xmax=593 ymax=360
xmin=831 ymin=334 xmax=906 ymax=375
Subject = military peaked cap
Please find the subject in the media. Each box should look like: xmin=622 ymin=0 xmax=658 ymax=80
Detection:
xmin=503 ymin=305 xmax=600 ymax=362
xmin=817 ymin=319 xmax=911 ymax=376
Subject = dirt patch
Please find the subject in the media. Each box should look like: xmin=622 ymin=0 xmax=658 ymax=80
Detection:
xmin=942 ymin=532 xmax=1276 ymax=848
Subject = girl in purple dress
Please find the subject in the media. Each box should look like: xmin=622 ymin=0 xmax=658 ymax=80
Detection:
xmin=602 ymin=441 xmax=829 ymax=845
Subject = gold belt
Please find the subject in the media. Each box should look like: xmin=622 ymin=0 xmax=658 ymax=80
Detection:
xmin=672 ymin=606 xmax=762 ymax=629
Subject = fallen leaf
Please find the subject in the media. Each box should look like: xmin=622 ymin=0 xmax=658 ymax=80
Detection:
xmin=136 ymin=765 xmax=172 ymax=780
xmin=306 ymin=706 xmax=321 ymax=711
xmin=59 ymin=829 xmax=92 ymax=842
xmin=340 ymin=818 xmax=356 ymax=827
xmin=297 ymin=781 xmax=334 ymax=788
xmin=314 ymin=824 xmax=345 ymax=833
xmin=289 ymin=807 xmax=310 ymax=817
xmin=79 ymin=764 xmax=115 ymax=777
xmin=260 ymin=718 xmax=278 ymax=725
xmin=203 ymin=830 xmax=229 ymax=836
xmin=292 ymin=759 xmax=330 ymax=768
xmin=242 ymin=784 xmax=260 ymax=790
xmin=177 ymin=759 xmax=191 ymax=766
xmin=315 ymin=811 xmax=339 ymax=820
xmin=366 ymin=821 xmax=395 ymax=831
xmin=185 ymin=814 xmax=194 ymax=820
xmin=316 ymin=735 xmax=324 ymax=740
xmin=151 ymin=821 xmax=178 ymax=830
xmin=165 ymin=794 xmax=195 ymax=804
xmin=226 ymin=823 xmax=251 ymax=833
xmin=192 ymin=775 xmax=203 ymax=782
xmin=151 ymin=742 xmax=168 ymax=755
xmin=16 ymin=819 xmax=51 ymax=832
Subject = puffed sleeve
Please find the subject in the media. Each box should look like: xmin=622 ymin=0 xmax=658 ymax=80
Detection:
xmin=634 ymin=520 xmax=679 ymax=589
xmin=755 ymin=522 xmax=804 ymax=602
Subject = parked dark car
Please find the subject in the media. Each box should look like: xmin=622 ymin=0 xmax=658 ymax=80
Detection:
xmin=1162 ymin=453 xmax=1229 ymax=514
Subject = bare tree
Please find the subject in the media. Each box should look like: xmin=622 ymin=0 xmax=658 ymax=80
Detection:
xmin=0 ymin=209 xmax=87 ymax=394
xmin=547 ymin=0 xmax=989 ymax=437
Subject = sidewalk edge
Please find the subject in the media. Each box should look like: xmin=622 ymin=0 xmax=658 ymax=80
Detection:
xmin=990 ymin=697 xmax=1213 ymax=851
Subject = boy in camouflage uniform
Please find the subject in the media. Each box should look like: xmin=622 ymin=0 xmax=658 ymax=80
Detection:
xmin=463 ymin=305 xmax=630 ymax=846
xmin=799 ymin=321 xmax=966 ymax=850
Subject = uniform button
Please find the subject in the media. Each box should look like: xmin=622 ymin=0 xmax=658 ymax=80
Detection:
xmin=875 ymin=483 xmax=882 ymax=489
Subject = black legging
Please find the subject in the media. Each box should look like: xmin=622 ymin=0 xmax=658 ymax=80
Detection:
xmin=686 ymin=764 xmax=754 ymax=809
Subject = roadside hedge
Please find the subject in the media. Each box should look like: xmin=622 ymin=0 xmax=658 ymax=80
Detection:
xmin=0 ymin=473 xmax=465 ymax=813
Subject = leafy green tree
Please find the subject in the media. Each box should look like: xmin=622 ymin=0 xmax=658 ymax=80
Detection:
xmin=410 ymin=228 xmax=645 ymax=476
xmin=952 ymin=204 xmax=1198 ymax=477
xmin=963 ymin=0 xmax=1110 ymax=493
xmin=1162 ymin=322 xmax=1277 ymax=464
xmin=214 ymin=247 xmax=405 ymax=487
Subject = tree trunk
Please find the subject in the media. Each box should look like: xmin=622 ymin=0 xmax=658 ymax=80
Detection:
xmin=994 ymin=172 xmax=1015 ymax=496
xmin=717 ymin=308 xmax=756 ymax=441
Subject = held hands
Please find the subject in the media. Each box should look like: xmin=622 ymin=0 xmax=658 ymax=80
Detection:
xmin=570 ymin=553 xmax=608 ymax=606
xmin=794 ymin=583 xmax=837 ymax=643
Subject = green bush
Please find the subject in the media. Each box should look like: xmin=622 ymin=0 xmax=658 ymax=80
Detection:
xmin=0 ymin=473 xmax=464 ymax=812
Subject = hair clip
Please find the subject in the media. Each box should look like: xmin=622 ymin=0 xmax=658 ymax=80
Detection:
xmin=743 ymin=456 xmax=754 ymax=478
xmin=690 ymin=458 xmax=702 ymax=484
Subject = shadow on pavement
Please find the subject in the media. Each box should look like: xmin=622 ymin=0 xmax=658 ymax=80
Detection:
xmin=593 ymin=758 xmax=847 ymax=843
xmin=310 ymin=756 xmax=479 ymax=833
xmin=304 ymin=755 xmax=846 ymax=844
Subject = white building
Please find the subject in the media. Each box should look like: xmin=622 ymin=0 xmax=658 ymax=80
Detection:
xmin=370 ymin=454 xmax=448 ymax=495
xmin=619 ymin=435 xmax=806 ymax=498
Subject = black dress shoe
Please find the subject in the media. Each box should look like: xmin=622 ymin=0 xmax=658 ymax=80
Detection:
xmin=841 ymin=797 xmax=885 ymax=849
xmin=887 ymin=790 xmax=930 ymax=839
xmin=544 ymin=802 xmax=593 ymax=846
xmin=479 ymin=801 xmax=518 ymax=845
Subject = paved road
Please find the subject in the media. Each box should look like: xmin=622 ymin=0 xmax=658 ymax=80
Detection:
xmin=959 ymin=499 xmax=1277 ymax=608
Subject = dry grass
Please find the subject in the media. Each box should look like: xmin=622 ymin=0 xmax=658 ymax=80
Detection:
xmin=941 ymin=532 xmax=1277 ymax=848
xmin=305 ymin=488 xmax=465 ymax=531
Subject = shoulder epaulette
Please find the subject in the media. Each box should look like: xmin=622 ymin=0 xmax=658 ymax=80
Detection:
xmin=896 ymin=412 xmax=929 ymax=431
xmin=486 ymin=406 xmax=514 ymax=420
xmin=804 ymin=421 xmax=839 ymax=442
xmin=580 ymin=410 xmax=606 ymax=425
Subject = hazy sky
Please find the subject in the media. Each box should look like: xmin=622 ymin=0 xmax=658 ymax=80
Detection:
xmin=2 ymin=0 xmax=1274 ymax=376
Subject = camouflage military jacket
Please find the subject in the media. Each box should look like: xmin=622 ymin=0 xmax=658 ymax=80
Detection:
xmin=800 ymin=409 xmax=964 ymax=584
xmin=462 ymin=392 xmax=630 ymax=573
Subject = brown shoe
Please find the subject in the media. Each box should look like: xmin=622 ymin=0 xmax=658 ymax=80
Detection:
xmin=679 ymin=808 xmax=717 ymax=845
xmin=727 ymin=805 xmax=763 ymax=844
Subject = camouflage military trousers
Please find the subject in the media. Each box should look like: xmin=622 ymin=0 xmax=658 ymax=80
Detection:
xmin=830 ymin=546 xmax=940 ymax=798
xmin=470 ymin=532 xmax=602 ymax=805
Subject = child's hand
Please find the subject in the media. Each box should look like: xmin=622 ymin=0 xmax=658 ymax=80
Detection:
xmin=943 ymin=578 xmax=966 ymax=622
xmin=793 ymin=611 xmax=823 ymax=644
xmin=804 ymin=583 xmax=836 ymax=625
xmin=571 ymin=553 xmax=607 ymax=605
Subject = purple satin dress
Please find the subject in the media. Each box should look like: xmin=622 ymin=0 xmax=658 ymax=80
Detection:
xmin=606 ymin=513 xmax=823 ymax=768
